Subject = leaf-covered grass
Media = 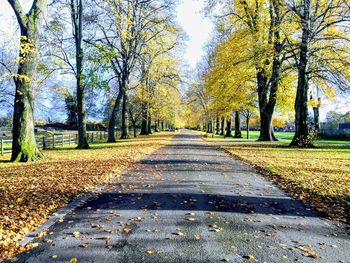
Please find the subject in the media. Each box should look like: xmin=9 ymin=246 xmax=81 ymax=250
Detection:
xmin=205 ymin=138 xmax=350 ymax=223
xmin=0 ymin=132 xmax=174 ymax=259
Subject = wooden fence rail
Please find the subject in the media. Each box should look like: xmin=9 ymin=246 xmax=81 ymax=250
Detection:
xmin=0 ymin=131 xmax=113 ymax=156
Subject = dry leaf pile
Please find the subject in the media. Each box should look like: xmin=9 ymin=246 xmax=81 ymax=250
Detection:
xmin=0 ymin=133 xmax=174 ymax=259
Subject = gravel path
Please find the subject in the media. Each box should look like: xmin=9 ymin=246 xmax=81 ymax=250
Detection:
xmin=13 ymin=131 xmax=350 ymax=263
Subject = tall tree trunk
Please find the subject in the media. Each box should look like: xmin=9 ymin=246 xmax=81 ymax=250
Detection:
xmin=313 ymin=105 xmax=320 ymax=131
xmin=147 ymin=114 xmax=152 ymax=134
xmin=220 ymin=117 xmax=225 ymax=136
xmin=216 ymin=116 xmax=220 ymax=134
xmin=140 ymin=103 xmax=148 ymax=135
xmin=246 ymin=116 xmax=250 ymax=140
xmin=257 ymin=74 xmax=279 ymax=141
xmin=107 ymin=90 xmax=123 ymax=142
xmin=72 ymin=0 xmax=89 ymax=149
xmin=133 ymin=124 xmax=137 ymax=138
xmin=257 ymin=0 xmax=281 ymax=142
xmin=225 ymin=118 xmax=232 ymax=137
xmin=210 ymin=118 xmax=214 ymax=133
xmin=155 ymin=120 xmax=159 ymax=132
xmin=234 ymin=111 xmax=242 ymax=138
xmin=8 ymin=0 xmax=47 ymax=162
xmin=120 ymin=89 xmax=129 ymax=139
xmin=128 ymin=109 xmax=137 ymax=138
xmin=161 ymin=120 xmax=164 ymax=131
xmin=291 ymin=0 xmax=312 ymax=147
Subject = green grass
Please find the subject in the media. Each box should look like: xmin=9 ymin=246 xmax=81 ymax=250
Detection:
xmin=202 ymin=131 xmax=350 ymax=146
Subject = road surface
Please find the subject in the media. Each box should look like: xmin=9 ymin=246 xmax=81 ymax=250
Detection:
xmin=13 ymin=131 xmax=350 ymax=263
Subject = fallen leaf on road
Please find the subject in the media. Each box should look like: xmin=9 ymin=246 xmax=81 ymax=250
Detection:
xmin=194 ymin=234 xmax=201 ymax=240
xmin=242 ymin=255 xmax=255 ymax=260
xmin=296 ymin=246 xmax=320 ymax=258
xmin=122 ymin=225 xmax=132 ymax=234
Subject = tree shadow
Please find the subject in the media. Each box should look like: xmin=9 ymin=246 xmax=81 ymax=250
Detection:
xmin=81 ymin=191 xmax=316 ymax=218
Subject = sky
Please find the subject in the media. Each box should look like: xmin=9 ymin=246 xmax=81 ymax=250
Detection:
xmin=175 ymin=0 xmax=213 ymax=69
xmin=0 ymin=0 xmax=214 ymax=70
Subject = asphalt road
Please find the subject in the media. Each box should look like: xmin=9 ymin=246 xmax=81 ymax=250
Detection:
xmin=13 ymin=131 xmax=350 ymax=263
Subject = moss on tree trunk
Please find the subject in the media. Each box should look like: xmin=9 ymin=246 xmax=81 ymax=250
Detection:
xmin=9 ymin=0 xmax=47 ymax=162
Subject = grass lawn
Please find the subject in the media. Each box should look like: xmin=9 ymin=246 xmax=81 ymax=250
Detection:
xmin=0 ymin=132 xmax=174 ymax=259
xmin=203 ymin=132 xmax=350 ymax=223
xmin=203 ymin=130 xmax=350 ymax=145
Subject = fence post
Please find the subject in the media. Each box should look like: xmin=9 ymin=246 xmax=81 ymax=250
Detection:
xmin=42 ymin=137 xmax=46 ymax=150
xmin=76 ymin=133 xmax=78 ymax=144
xmin=0 ymin=139 xmax=3 ymax=156
xmin=91 ymin=133 xmax=94 ymax=142
xmin=62 ymin=134 xmax=64 ymax=147
xmin=53 ymin=134 xmax=55 ymax=148
xmin=68 ymin=134 xmax=71 ymax=145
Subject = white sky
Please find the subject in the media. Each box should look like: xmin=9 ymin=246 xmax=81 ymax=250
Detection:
xmin=176 ymin=0 xmax=213 ymax=69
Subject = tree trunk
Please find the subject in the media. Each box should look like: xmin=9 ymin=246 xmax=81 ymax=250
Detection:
xmin=291 ymin=0 xmax=312 ymax=147
xmin=107 ymin=90 xmax=123 ymax=142
xmin=257 ymin=72 xmax=279 ymax=141
xmin=234 ymin=111 xmax=242 ymax=138
xmin=120 ymin=89 xmax=129 ymax=139
xmin=225 ymin=118 xmax=232 ymax=137
xmin=72 ymin=0 xmax=89 ymax=149
xmin=220 ymin=117 xmax=225 ymax=136
xmin=246 ymin=117 xmax=250 ymax=140
xmin=9 ymin=0 xmax=47 ymax=162
xmin=161 ymin=120 xmax=164 ymax=131
xmin=133 ymin=124 xmax=137 ymax=138
xmin=147 ymin=114 xmax=152 ymax=134
xmin=257 ymin=0 xmax=282 ymax=142
xmin=140 ymin=103 xmax=148 ymax=135
xmin=210 ymin=118 xmax=214 ymax=133
xmin=216 ymin=116 xmax=220 ymax=134
xmin=155 ymin=120 xmax=159 ymax=132
xmin=313 ymin=106 xmax=320 ymax=131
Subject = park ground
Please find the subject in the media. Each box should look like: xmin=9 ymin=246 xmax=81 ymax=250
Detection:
xmin=202 ymin=131 xmax=350 ymax=223
xmin=0 ymin=130 xmax=349 ymax=261
xmin=0 ymin=133 xmax=174 ymax=259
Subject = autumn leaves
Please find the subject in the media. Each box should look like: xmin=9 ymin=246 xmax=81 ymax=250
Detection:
xmin=0 ymin=133 xmax=174 ymax=259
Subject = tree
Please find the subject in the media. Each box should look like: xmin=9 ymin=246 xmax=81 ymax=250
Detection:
xmin=71 ymin=0 xmax=89 ymax=149
xmin=205 ymin=0 xmax=289 ymax=141
xmin=42 ymin=0 xmax=107 ymax=147
xmin=138 ymin=39 xmax=181 ymax=136
xmin=7 ymin=0 xmax=47 ymax=162
xmin=241 ymin=107 xmax=256 ymax=139
xmin=287 ymin=0 xmax=350 ymax=147
xmin=90 ymin=0 xmax=176 ymax=141
xmin=64 ymin=92 xmax=78 ymax=126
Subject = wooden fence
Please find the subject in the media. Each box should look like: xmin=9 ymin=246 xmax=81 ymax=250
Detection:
xmin=0 ymin=131 xmax=111 ymax=156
